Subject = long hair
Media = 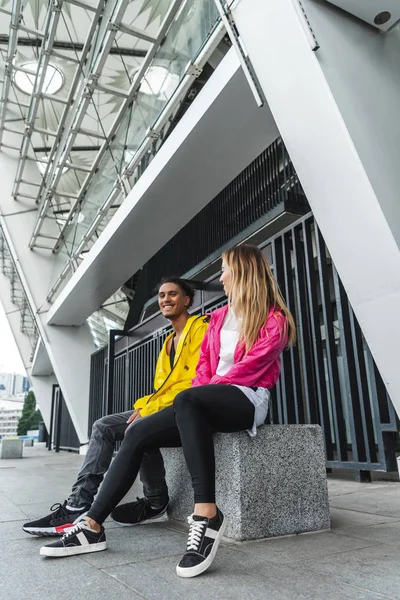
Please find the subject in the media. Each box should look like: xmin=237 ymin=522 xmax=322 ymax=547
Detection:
xmin=222 ymin=244 xmax=296 ymax=352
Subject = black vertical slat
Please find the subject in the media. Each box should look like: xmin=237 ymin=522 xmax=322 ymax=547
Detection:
xmin=107 ymin=331 xmax=116 ymax=415
xmin=292 ymin=225 xmax=315 ymax=424
xmin=348 ymin=307 xmax=378 ymax=463
xmin=281 ymin=231 xmax=299 ymax=423
xmin=272 ymin=237 xmax=289 ymax=423
xmin=333 ymin=268 xmax=366 ymax=463
xmin=315 ymin=227 xmax=348 ymax=462
xmin=47 ymin=384 xmax=57 ymax=451
xmin=303 ymin=219 xmax=334 ymax=459
xmin=54 ymin=388 xmax=62 ymax=453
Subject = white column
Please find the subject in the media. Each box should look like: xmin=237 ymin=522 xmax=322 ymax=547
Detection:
xmin=232 ymin=0 xmax=400 ymax=413
xmin=0 ymin=145 xmax=95 ymax=443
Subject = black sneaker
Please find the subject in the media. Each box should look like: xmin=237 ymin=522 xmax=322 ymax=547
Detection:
xmin=176 ymin=508 xmax=226 ymax=578
xmin=22 ymin=501 xmax=88 ymax=537
xmin=40 ymin=520 xmax=106 ymax=558
xmin=111 ymin=496 xmax=168 ymax=526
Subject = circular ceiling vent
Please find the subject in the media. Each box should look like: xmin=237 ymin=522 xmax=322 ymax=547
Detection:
xmin=13 ymin=63 xmax=64 ymax=96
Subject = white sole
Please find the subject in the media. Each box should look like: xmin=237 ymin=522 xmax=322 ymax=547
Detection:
xmin=40 ymin=541 xmax=107 ymax=557
xmin=23 ymin=512 xmax=87 ymax=537
xmin=176 ymin=517 xmax=227 ymax=578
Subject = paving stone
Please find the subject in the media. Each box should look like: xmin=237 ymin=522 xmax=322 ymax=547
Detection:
xmin=330 ymin=507 xmax=400 ymax=531
xmin=0 ymin=538 xmax=145 ymax=600
xmin=330 ymin=486 xmax=400 ymax=519
xmin=103 ymin=547 xmax=387 ymax=600
xmin=332 ymin=520 xmax=400 ymax=548
xmin=80 ymin=521 xmax=186 ymax=568
xmin=231 ymin=529 xmax=376 ymax=564
xmin=296 ymin=543 xmax=400 ymax=599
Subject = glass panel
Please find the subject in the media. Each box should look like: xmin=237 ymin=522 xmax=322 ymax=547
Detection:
xmin=55 ymin=0 xmax=220 ymax=264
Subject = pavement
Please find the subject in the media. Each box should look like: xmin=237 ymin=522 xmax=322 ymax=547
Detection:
xmin=1 ymin=443 xmax=400 ymax=599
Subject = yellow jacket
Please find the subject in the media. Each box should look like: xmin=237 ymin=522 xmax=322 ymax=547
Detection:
xmin=133 ymin=314 xmax=209 ymax=417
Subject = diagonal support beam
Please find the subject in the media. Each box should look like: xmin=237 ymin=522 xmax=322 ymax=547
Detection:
xmin=51 ymin=0 xmax=185 ymax=254
xmin=0 ymin=0 xmax=22 ymax=147
xmin=12 ymin=1 xmax=64 ymax=200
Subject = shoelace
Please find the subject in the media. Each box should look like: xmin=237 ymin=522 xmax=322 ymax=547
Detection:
xmin=60 ymin=520 xmax=87 ymax=541
xmin=186 ymin=515 xmax=207 ymax=551
xmin=49 ymin=501 xmax=69 ymax=519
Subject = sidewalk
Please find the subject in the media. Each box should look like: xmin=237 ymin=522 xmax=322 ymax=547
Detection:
xmin=1 ymin=443 xmax=400 ymax=599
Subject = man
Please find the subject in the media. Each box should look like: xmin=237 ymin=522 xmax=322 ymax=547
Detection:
xmin=23 ymin=277 xmax=209 ymax=536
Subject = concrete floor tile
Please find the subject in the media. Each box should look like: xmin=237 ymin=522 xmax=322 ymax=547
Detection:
xmin=0 ymin=519 xmax=34 ymax=541
xmin=80 ymin=522 xmax=186 ymax=568
xmin=103 ymin=547 xmax=388 ymax=600
xmin=0 ymin=538 xmax=146 ymax=600
xmin=295 ymin=542 xmax=400 ymax=599
xmin=0 ymin=492 xmax=28 ymax=521
xmin=330 ymin=485 xmax=400 ymax=519
xmin=331 ymin=520 xmax=400 ymax=548
xmin=330 ymin=507 xmax=400 ymax=531
xmin=229 ymin=529 xmax=376 ymax=564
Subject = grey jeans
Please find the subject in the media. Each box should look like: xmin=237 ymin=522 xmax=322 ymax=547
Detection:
xmin=67 ymin=411 xmax=168 ymax=510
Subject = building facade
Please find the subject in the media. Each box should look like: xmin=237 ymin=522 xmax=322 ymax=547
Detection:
xmin=0 ymin=1 xmax=399 ymax=473
xmin=0 ymin=400 xmax=23 ymax=438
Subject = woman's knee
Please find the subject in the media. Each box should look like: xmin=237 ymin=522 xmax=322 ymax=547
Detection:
xmin=173 ymin=388 xmax=198 ymax=413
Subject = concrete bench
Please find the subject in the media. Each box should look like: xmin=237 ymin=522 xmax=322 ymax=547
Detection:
xmin=1 ymin=438 xmax=24 ymax=459
xmin=162 ymin=425 xmax=330 ymax=540
xmin=24 ymin=438 xmax=34 ymax=447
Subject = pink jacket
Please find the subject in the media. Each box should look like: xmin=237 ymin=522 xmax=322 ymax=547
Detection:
xmin=192 ymin=305 xmax=288 ymax=390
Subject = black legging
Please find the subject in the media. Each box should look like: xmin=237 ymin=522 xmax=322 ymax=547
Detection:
xmin=87 ymin=385 xmax=255 ymax=524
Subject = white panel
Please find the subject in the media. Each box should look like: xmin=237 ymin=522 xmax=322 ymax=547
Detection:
xmin=232 ymin=0 xmax=400 ymax=414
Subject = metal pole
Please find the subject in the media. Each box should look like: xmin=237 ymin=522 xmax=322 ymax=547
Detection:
xmin=54 ymin=386 xmax=62 ymax=453
xmin=47 ymin=383 xmax=57 ymax=450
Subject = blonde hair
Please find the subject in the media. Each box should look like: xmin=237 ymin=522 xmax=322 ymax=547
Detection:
xmin=222 ymin=244 xmax=296 ymax=352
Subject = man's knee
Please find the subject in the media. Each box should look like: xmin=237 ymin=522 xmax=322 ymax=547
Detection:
xmin=91 ymin=414 xmax=116 ymax=437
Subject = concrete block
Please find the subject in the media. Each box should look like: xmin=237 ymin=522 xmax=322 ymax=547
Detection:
xmin=162 ymin=425 xmax=330 ymax=540
xmin=1 ymin=438 xmax=24 ymax=459
xmin=24 ymin=439 xmax=34 ymax=447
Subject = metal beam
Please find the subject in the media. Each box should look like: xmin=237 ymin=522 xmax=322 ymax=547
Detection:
xmin=0 ymin=35 xmax=147 ymax=57
xmin=117 ymin=22 xmax=157 ymax=44
xmin=45 ymin=21 xmax=226 ymax=302
xmin=0 ymin=0 xmax=22 ymax=146
xmin=12 ymin=2 xmax=64 ymax=201
xmin=29 ymin=0 xmax=107 ymax=244
xmin=51 ymin=0 xmax=185 ymax=254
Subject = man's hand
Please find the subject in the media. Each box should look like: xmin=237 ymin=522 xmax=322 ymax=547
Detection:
xmin=126 ymin=409 xmax=141 ymax=425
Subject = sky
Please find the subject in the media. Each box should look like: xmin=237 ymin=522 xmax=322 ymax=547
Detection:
xmin=0 ymin=302 xmax=25 ymax=374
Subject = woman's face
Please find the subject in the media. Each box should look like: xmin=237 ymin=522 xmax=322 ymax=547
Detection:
xmin=220 ymin=259 xmax=233 ymax=296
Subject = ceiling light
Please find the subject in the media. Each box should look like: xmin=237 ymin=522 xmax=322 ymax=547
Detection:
xmin=14 ymin=62 xmax=64 ymax=96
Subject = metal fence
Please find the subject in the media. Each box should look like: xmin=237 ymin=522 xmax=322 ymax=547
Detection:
xmin=124 ymin=137 xmax=309 ymax=330
xmin=88 ymin=213 xmax=398 ymax=475
xmin=48 ymin=384 xmax=80 ymax=452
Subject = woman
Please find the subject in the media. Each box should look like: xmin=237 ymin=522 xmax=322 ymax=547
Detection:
xmin=40 ymin=245 xmax=295 ymax=579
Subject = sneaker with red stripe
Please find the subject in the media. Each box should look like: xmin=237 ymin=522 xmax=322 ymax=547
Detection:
xmin=22 ymin=501 xmax=87 ymax=537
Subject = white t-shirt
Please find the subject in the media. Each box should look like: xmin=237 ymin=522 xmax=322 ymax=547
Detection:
xmin=216 ymin=309 xmax=270 ymax=437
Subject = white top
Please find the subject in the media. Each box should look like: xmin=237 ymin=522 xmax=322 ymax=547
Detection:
xmin=216 ymin=309 xmax=270 ymax=437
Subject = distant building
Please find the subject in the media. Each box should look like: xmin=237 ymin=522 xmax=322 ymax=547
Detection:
xmin=0 ymin=372 xmax=28 ymax=396
xmin=0 ymin=399 xmax=23 ymax=438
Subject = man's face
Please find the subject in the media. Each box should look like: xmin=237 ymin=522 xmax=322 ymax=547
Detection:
xmin=158 ymin=283 xmax=190 ymax=320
